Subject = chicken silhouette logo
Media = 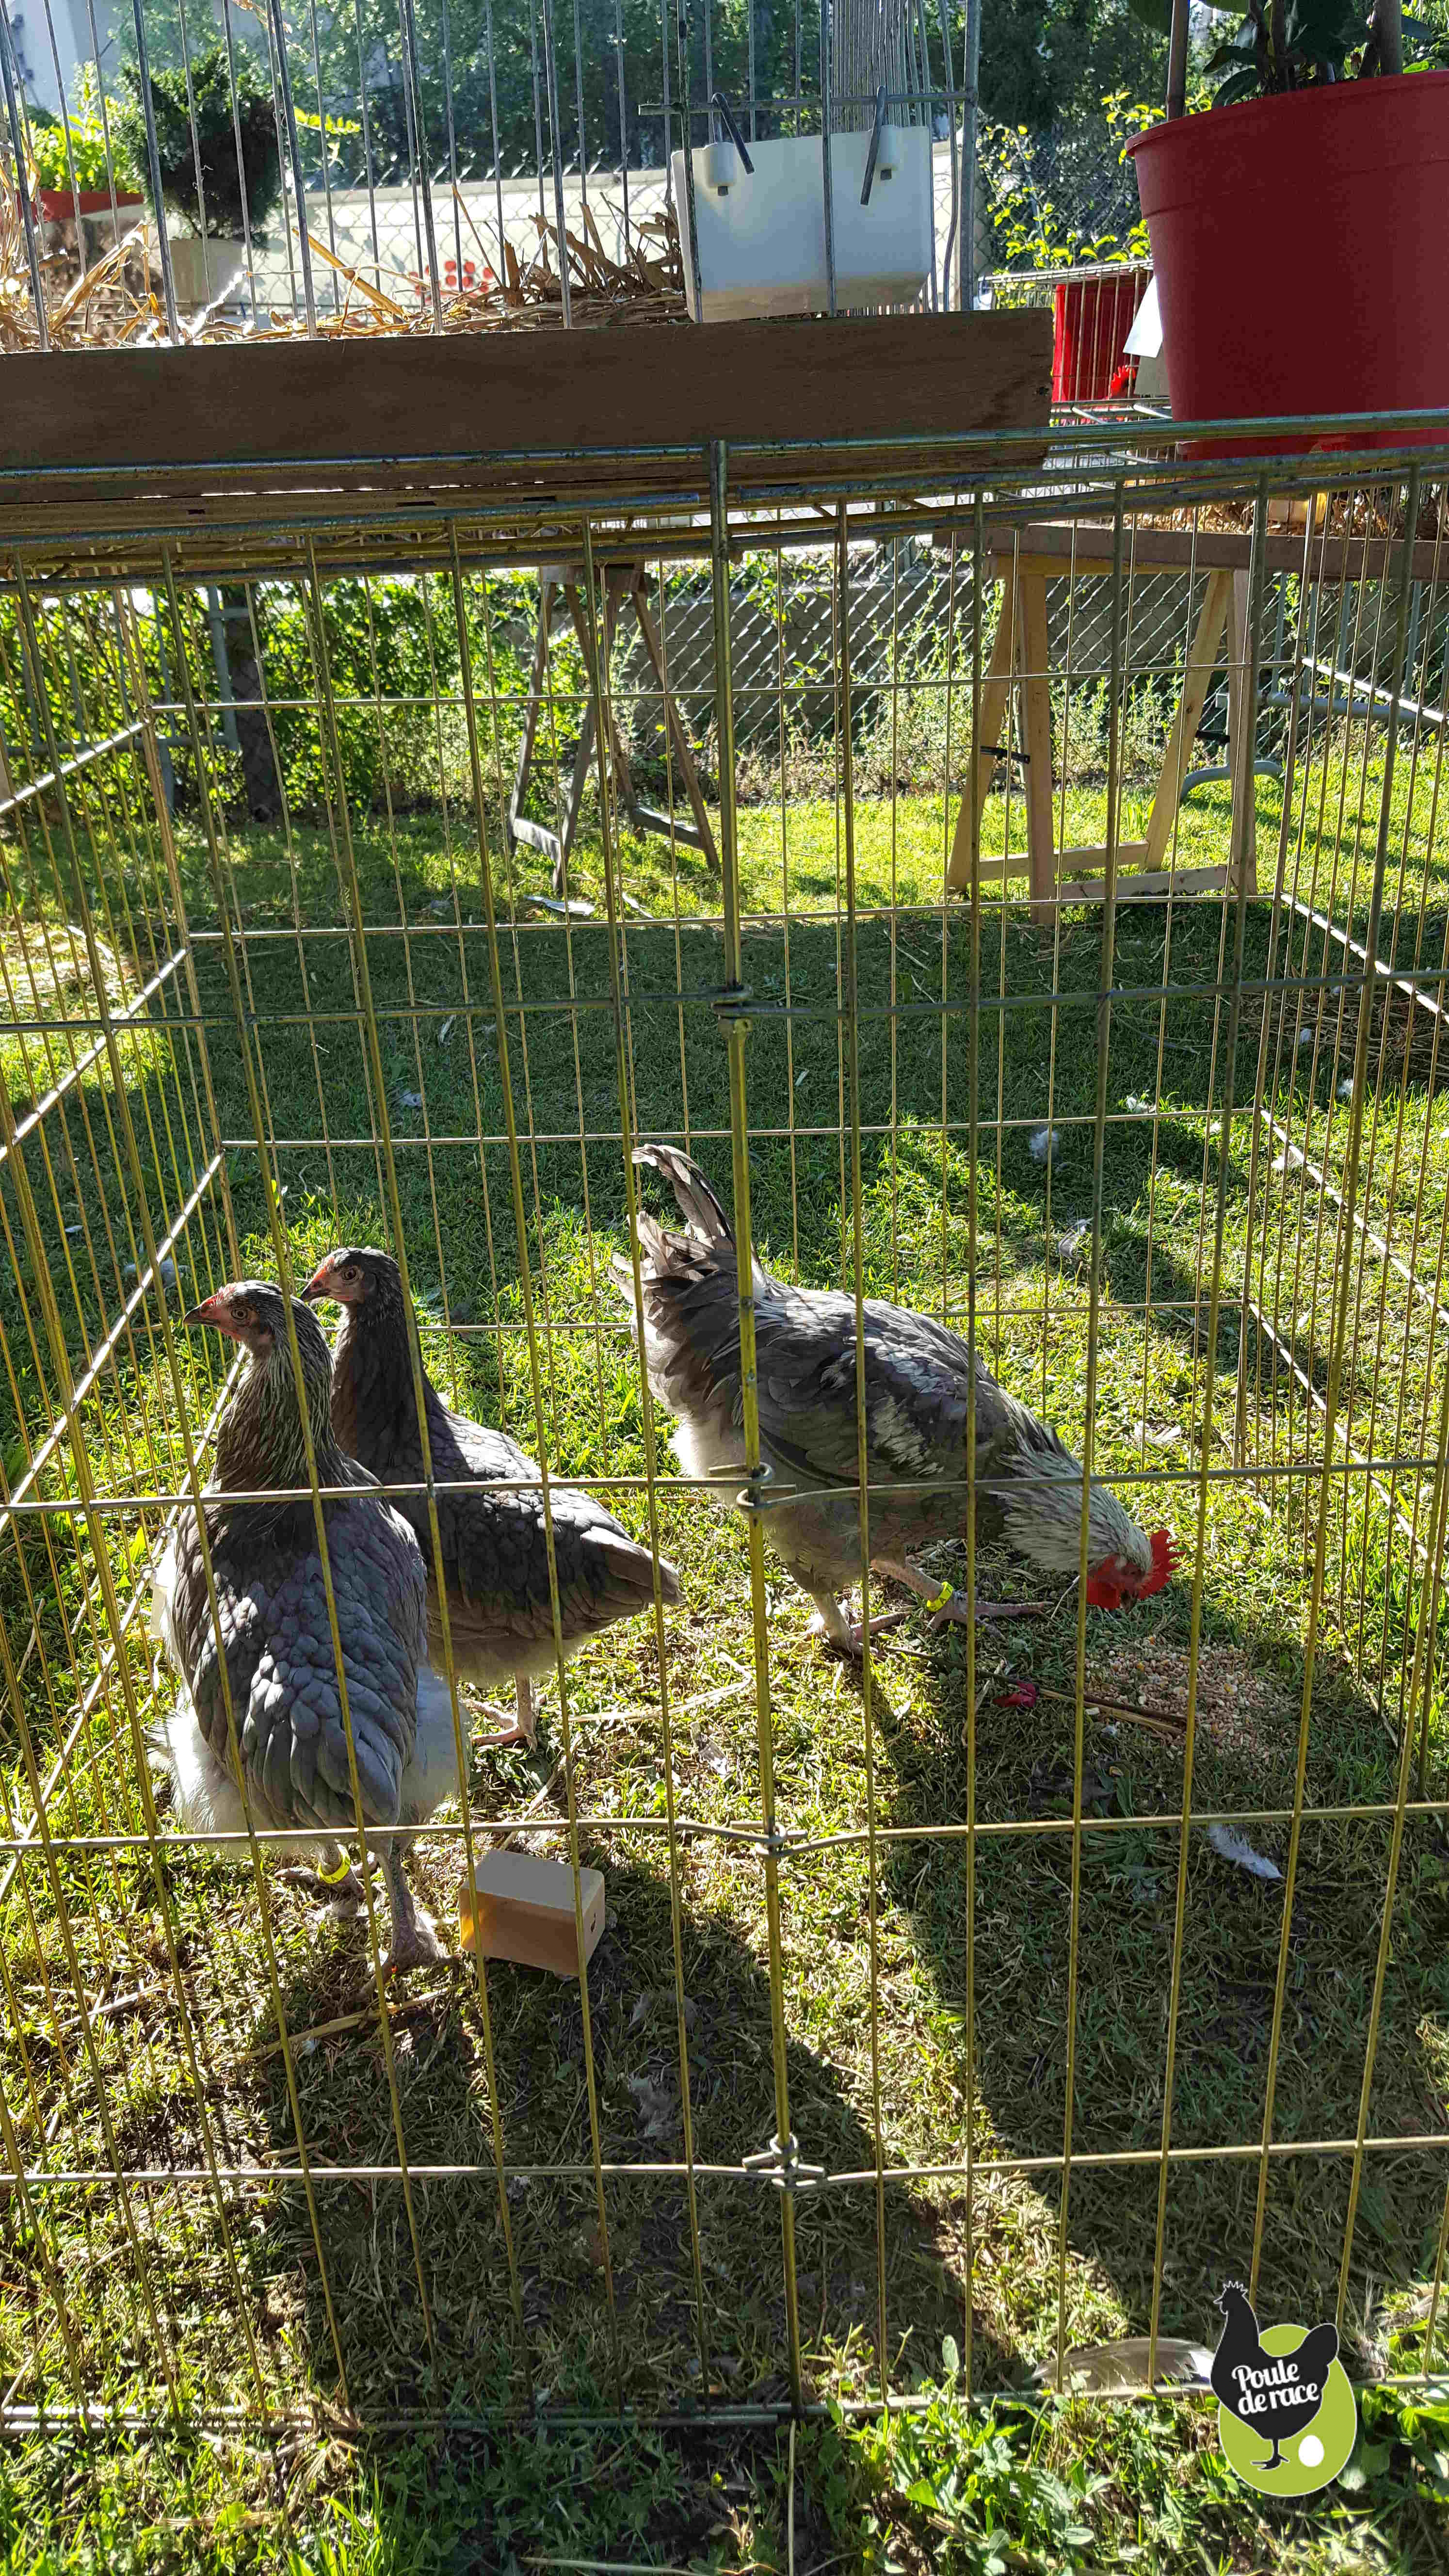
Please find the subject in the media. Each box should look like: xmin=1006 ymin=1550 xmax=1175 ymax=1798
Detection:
xmin=1210 ymin=2284 xmax=1357 ymax=2496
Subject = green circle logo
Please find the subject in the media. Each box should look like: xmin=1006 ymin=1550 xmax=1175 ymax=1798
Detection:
xmin=1217 ymin=2322 xmax=1358 ymax=2496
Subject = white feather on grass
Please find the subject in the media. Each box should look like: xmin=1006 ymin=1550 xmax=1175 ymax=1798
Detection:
xmin=1207 ymin=1821 xmax=1283 ymax=1880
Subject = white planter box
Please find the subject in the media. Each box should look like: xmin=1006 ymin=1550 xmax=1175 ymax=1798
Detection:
xmin=670 ymin=127 xmax=933 ymax=322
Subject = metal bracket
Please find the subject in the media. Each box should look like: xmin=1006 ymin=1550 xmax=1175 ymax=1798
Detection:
xmin=709 ymin=89 xmax=755 ymax=172
xmin=860 ymin=83 xmax=887 ymax=205
xmin=742 ymin=2132 xmax=825 ymax=2195
xmin=710 ymin=982 xmax=756 ymax=1029
xmin=736 ymin=1461 xmax=799 ymax=1516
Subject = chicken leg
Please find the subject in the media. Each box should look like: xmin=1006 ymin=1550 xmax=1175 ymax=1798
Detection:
xmin=380 ymin=1837 xmax=445 ymax=1977
xmin=809 ymin=1562 xmax=1051 ymax=1656
xmin=875 ymin=1559 xmax=1051 ymax=1629
xmin=472 ymin=1674 xmax=536 ymax=1751
xmin=806 ymin=1587 xmax=912 ymax=1656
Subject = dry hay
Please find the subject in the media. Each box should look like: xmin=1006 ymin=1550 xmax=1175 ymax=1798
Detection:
xmin=0 ymin=182 xmax=686 ymax=354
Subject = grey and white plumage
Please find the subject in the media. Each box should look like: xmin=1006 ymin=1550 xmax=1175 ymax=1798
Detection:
xmin=302 ymin=1246 xmax=681 ymax=1747
xmin=614 ymin=1145 xmax=1174 ymax=1649
xmin=149 ymin=1280 xmax=457 ymax=1973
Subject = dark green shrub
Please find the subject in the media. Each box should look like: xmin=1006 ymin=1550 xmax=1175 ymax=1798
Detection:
xmin=116 ymin=40 xmax=281 ymax=238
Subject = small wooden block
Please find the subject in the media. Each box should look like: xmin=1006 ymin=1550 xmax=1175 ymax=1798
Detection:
xmin=459 ymin=1851 xmax=606 ymax=1979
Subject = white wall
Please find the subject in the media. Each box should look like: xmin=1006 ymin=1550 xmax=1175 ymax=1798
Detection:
xmin=10 ymin=0 xmax=124 ymax=118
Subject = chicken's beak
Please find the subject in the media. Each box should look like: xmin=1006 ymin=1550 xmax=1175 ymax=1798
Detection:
xmin=182 ymin=1294 xmax=225 ymax=1332
xmin=299 ymin=1262 xmax=331 ymax=1305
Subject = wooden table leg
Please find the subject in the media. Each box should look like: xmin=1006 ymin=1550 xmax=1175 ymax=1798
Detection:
xmin=507 ymin=576 xmax=555 ymax=857
xmin=631 ymin=580 xmax=721 ymax=873
xmin=553 ymin=584 xmax=598 ymax=896
xmin=1140 ymin=566 xmax=1233 ymax=879
xmin=1015 ymin=570 xmax=1056 ymax=926
xmin=947 ymin=566 xmax=1017 ymax=892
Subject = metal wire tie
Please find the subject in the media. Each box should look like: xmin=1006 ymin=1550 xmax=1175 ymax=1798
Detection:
xmin=741 ymin=2133 xmax=824 ymax=2196
xmin=737 ymin=1462 xmax=798 ymax=1515
xmin=710 ymin=982 xmax=756 ymax=1027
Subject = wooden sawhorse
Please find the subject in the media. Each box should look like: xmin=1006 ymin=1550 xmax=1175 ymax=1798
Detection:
xmin=508 ymin=559 xmax=720 ymax=896
xmin=947 ymin=535 xmax=1259 ymax=916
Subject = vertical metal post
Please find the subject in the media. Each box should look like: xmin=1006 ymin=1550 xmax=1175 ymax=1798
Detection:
xmin=267 ymin=0 xmax=317 ymax=334
xmin=439 ymin=0 xmax=465 ymax=289
xmin=395 ymin=0 xmax=442 ymax=324
xmin=819 ymin=0 xmax=836 ymax=316
xmin=746 ymin=0 xmax=756 ymax=137
xmin=960 ymin=0 xmax=981 ymax=309
xmin=613 ymin=0 xmax=630 ymax=246
xmin=220 ymin=0 xmax=260 ymax=325
xmin=709 ymin=439 xmax=804 ymax=2409
xmin=483 ymin=0 xmax=505 ymax=273
xmin=572 ymin=0 xmax=588 ymax=210
xmin=350 ymin=0 xmax=383 ymax=292
xmin=129 ymin=0 xmax=180 ymax=341
xmin=1167 ymin=0 xmax=1190 ymax=118
xmin=540 ymin=0 xmax=573 ymax=324
xmin=0 ymin=0 xmax=47 ymax=349
xmin=936 ymin=0 xmax=959 ymax=312
xmin=676 ymin=0 xmax=703 ymax=319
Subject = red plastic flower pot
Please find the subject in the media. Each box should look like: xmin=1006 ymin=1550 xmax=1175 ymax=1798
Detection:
xmin=34 ymin=187 xmax=143 ymax=219
xmin=1051 ymin=269 xmax=1149 ymax=404
xmin=1128 ymin=71 xmax=1449 ymax=453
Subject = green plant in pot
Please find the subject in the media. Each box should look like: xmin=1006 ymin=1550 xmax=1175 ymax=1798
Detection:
xmin=116 ymin=39 xmax=281 ymax=308
xmin=25 ymin=68 xmax=144 ymax=209
xmin=1122 ymin=0 xmax=1449 ymax=444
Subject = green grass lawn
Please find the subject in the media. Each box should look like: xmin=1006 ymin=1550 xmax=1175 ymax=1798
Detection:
xmin=1 ymin=756 xmax=1448 ymax=2571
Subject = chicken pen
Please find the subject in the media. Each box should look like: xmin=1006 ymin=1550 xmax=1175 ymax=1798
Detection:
xmin=0 ymin=399 xmax=1448 ymax=2467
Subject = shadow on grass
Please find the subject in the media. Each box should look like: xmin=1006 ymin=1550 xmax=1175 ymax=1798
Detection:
xmin=232 ymin=1852 xmax=1021 ymax=2423
xmin=868 ymin=1472 xmax=1449 ymax=2376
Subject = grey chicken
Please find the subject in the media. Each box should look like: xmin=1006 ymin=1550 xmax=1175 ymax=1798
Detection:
xmin=616 ymin=1145 xmax=1175 ymax=1651
xmin=149 ymin=1281 xmax=458 ymax=1974
xmin=302 ymin=1246 xmax=681 ymax=1747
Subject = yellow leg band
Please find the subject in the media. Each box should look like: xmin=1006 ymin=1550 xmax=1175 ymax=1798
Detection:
xmin=922 ymin=1579 xmax=955 ymax=1613
xmin=316 ymin=1851 xmax=354 ymax=1886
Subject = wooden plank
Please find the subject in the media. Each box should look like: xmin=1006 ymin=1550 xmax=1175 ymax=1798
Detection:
xmin=1141 ymin=567 xmax=1232 ymax=876
xmin=1015 ymin=570 xmax=1056 ymax=925
xmin=0 ymin=311 xmax=1053 ymax=518
xmin=1054 ymin=860 xmax=1229 ymax=904
xmin=1048 ymin=841 xmax=1151 ymax=875
xmin=967 ymin=519 xmax=1449 ymax=587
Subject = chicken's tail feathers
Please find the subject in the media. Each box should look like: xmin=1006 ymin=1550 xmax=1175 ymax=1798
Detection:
xmin=609 ymin=1214 xmax=673 ymax=1310
xmin=571 ymin=1521 xmax=683 ymax=1621
xmin=633 ymin=1144 xmax=734 ymax=1248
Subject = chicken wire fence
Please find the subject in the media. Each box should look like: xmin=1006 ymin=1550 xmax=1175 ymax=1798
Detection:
xmin=3 ymin=419 xmax=1449 ymax=2443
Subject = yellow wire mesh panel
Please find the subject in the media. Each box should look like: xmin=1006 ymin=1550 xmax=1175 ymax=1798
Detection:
xmin=1 ymin=429 xmax=1448 ymax=2439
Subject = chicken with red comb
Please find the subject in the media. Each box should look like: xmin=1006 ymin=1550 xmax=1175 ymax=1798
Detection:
xmin=615 ymin=1144 xmax=1179 ymax=1654
xmin=1084 ymin=1527 xmax=1178 ymax=1611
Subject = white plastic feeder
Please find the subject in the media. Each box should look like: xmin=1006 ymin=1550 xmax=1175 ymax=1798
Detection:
xmin=671 ymin=126 xmax=933 ymax=323
xmin=700 ymin=137 xmax=741 ymax=196
xmin=1125 ymin=274 xmax=1169 ymax=404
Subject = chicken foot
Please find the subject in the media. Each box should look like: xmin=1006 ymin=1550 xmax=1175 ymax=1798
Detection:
xmin=876 ymin=1559 xmax=1051 ymax=1629
xmin=281 ymin=1838 xmax=369 ymax=1906
xmin=810 ymin=1561 xmax=1051 ymax=1654
xmin=380 ymin=1837 xmax=446 ymax=1976
xmin=472 ymin=1673 xmax=537 ymax=1751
